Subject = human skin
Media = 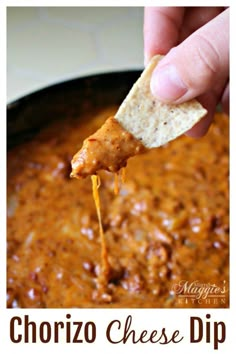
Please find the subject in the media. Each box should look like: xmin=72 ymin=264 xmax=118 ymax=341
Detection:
xmin=144 ymin=7 xmax=229 ymax=137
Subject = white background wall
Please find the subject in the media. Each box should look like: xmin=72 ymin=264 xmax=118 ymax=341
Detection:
xmin=7 ymin=7 xmax=144 ymax=102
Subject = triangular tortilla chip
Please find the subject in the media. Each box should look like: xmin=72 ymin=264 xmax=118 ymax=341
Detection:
xmin=115 ymin=55 xmax=207 ymax=148
xmin=71 ymin=55 xmax=207 ymax=178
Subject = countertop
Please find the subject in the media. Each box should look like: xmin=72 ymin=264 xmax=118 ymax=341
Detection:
xmin=7 ymin=7 xmax=144 ymax=103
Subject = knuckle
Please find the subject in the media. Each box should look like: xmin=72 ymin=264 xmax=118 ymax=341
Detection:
xmin=194 ymin=34 xmax=221 ymax=79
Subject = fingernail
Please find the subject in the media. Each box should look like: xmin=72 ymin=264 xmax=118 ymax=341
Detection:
xmin=150 ymin=65 xmax=188 ymax=102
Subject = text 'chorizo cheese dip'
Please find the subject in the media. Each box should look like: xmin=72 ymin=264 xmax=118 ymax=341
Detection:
xmin=7 ymin=105 xmax=229 ymax=308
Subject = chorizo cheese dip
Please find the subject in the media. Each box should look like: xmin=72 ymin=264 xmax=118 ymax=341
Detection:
xmin=7 ymin=107 xmax=229 ymax=308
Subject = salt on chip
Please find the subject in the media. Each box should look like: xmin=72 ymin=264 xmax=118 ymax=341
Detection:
xmin=115 ymin=55 xmax=207 ymax=148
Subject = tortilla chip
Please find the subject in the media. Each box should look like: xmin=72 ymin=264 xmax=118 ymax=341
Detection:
xmin=115 ymin=55 xmax=207 ymax=148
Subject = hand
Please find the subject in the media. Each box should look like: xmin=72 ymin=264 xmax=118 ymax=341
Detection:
xmin=144 ymin=7 xmax=229 ymax=137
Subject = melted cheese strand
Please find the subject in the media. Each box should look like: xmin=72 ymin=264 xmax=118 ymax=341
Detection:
xmin=91 ymin=175 xmax=110 ymax=287
xmin=121 ymin=167 xmax=126 ymax=183
xmin=114 ymin=172 xmax=119 ymax=195
xmin=113 ymin=167 xmax=127 ymax=195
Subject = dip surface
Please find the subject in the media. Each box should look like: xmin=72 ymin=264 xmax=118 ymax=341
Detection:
xmin=7 ymin=107 xmax=229 ymax=308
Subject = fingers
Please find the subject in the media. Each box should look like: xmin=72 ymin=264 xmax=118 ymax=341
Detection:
xmin=179 ymin=7 xmax=224 ymax=41
xmin=144 ymin=7 xmax=185 ymax=65
xmin=144 ymin=7 xmax=229 ymax=138
xmin=185 ymin=92 xmax=217 ymax=137
xmin=150 ymin=8 xmax=229 ymax=104
xmin=221 ymin=82 xmax=229 ymax=115
xmin=185 ymin=80 xmax=229 ymax=138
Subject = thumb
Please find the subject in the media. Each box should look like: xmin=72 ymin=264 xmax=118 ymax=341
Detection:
xmin=150 ymin=8 xmax=229 ymax=103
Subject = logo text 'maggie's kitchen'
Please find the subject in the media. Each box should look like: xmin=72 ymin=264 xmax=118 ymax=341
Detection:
xmin=172 ymin=280 xmax=228 ymax=305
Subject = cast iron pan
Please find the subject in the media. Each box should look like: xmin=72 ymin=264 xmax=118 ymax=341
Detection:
xmin=7 ymin=71 xmax=142 ymax=149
